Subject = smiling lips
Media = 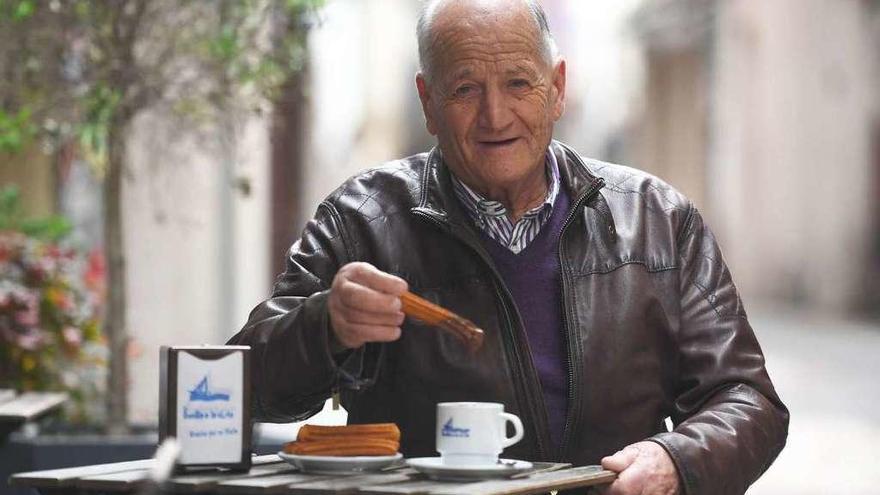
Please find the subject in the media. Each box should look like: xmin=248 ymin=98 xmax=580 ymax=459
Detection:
xmin=477 ymin=137 xmax=519 ymax=148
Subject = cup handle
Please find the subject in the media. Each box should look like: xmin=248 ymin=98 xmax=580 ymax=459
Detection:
xmin=500 ymin=412 xmax=524 ymax=448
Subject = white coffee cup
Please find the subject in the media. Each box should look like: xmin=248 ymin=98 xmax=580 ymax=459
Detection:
xmin=435 ymin=402 xmax=524 ymax=466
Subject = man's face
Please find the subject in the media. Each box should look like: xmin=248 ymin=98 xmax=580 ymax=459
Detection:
xmin=416 ymin=4 xmax=566 ymax=198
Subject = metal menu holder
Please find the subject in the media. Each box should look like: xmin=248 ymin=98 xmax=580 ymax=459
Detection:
xmin=159 ymin=346 xmax=251 ymax=472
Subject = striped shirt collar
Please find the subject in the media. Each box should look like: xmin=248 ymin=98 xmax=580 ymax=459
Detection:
xmin=451 ymin=149 xmax=561 ymax=254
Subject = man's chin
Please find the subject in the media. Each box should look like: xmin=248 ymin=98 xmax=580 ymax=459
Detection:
xmin=474 ymin=160 xmax=541 ymax=185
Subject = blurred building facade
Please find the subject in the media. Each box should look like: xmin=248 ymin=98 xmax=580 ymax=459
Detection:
xmin=122 ymin=109 xmax=271 ymax=422
xmin=630 ymin=0 xmax=880 ymax=314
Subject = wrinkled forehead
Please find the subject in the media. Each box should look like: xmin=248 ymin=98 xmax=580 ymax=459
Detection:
xmin=429 ymin=11 xmax=546 ymax=79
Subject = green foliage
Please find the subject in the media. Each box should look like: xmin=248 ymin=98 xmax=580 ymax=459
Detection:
xmin=205 ymin=0 xmax=323 ymax=100
xmin=78 ymin=85 xmax=121 ymax=174
xmin=0 ymin=0 xmax=324 ymax=163
xmin=13 ymin=0 xmax=33 ymax=20
xmin=0 ymin=0 xmax=35 ymax=21
xmin=0 ymin=185 xmax=72 ymax=241
xmin=0 ymin=107 xmax=37 ymax=154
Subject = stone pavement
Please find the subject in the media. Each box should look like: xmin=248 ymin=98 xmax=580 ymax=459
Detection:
xmin=747 ymin=308 xmax=880 ymax=494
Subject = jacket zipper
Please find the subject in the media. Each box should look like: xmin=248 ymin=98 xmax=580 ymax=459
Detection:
xmin=557 ymin=176 xmax=606 ymax=460
xmin=412 ymin=211 xmax=551 ymax=460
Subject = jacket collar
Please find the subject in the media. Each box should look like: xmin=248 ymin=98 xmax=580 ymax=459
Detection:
xmin=412 ymin=140 xmax=603 ymax=227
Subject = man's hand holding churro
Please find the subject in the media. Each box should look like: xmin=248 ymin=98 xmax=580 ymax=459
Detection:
xmin=328 ymin=262 xmax=409 ymax=349
xmin=328 ymin=262 xmax=483 ymax=351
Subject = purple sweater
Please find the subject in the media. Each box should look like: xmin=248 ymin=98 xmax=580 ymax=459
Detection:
xmin=480 ymin=186 xmax=571 ymax=451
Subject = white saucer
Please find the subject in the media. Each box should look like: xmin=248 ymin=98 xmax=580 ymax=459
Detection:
xmin=406 ymin=457 xmax=534 ymax=481
xmin=277 ymin=452 xmax=403 ymax=474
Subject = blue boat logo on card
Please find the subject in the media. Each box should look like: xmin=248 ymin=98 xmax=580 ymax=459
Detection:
xmin=441 ymin=418 xmax=470 ymax=437
xmin=189 ymin=376 xmax=230 ymax=402
xmin=182 ymin=375 xmax=236 ymax=425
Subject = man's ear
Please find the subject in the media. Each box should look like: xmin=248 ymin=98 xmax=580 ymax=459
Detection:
xmin=416 ymin=72 xmax=438 ymax=136
xmin=551 ymin=59 xmax=566 ymax=121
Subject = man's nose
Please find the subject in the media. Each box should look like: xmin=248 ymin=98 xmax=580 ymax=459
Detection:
xmin=477 ymin=87 xmax=514 ymax=131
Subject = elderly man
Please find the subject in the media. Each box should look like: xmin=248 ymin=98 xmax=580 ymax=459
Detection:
xmin=228 ymin=1 xmax=788 ymax=494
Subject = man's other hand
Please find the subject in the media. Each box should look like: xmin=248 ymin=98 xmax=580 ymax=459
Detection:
xmin=328 ymin=262 xmax=408 ymax=349
xmin=597 ymin=441 xmax=680 ymax=495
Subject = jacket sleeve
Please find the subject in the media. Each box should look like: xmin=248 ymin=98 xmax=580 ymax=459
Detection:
xmin=649 ymin=205 xmax=789 ymax=495
xmin=227 ymin=201 xmax=362 ymax=423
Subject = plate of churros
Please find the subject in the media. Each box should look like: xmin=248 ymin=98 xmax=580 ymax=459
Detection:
xmin=279 ymin=423 xmax=403 ymax=473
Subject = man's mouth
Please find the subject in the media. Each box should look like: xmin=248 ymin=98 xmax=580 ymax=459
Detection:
xmin=477 ymin=137 xmax=519 ymax=148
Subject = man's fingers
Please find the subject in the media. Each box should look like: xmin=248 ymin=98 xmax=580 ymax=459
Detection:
xmin=601 ymin=454 xmax=639 ymax=495
xmin=337 ymin=279 xmax=402 ymax=313
xmin=340 ymin=307 xmax=406 ymax=327
xmin=329 ymin=262 xmax=409 ymax=349
xmin=599 ymin=442 xmax=680 ymax=495
xmin=601 ymin=446 xmax=639 ymax=473
xmin=345 ymin=262 xmax=408 ymax=296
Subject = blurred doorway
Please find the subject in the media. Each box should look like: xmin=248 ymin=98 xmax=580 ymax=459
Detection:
xmin=630 ymin=0 xmax=714 ymax=210
xmin=638 ymin=48 xmax=709 ymax=209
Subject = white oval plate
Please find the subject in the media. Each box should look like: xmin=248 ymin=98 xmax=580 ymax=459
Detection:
xmin=406 ymin=457 xmax=534 ymax=481
xmin=277 ymin=452 xmax=403 ymax=474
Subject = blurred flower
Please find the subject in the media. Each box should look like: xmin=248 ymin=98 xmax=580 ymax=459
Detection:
xmin=14 ymin=298 xmax=39 ymax=326
xmin=84 ymin=246 xmax=105 ymax=301
xmin=16 ymin=327 xmax=47 ymax=350
xmin=62 ymin=325 xmax=82 ymax=350
xmin=46 ymin=286 xmax=75 ymax=312
xmin=0 ymin=230 xmax=105 ymax=424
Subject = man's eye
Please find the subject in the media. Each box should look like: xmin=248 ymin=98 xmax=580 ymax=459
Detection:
xmin=509 ymin=79 xmax=530 ymax=90
xmin=453 ymin=85 xmax=476 ymax=97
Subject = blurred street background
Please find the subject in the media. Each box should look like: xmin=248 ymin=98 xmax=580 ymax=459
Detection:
xmin=1 ymin=0 xmax=879 ymax=493
xmin=747 ymin=309 xmax=880 ymax=494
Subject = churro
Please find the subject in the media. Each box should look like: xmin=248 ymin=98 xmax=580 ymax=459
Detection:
xmin=297 ymin=423 xmax=400 ymax=442
xmin=283 ymin=438 xmax=399 ymax=456
xmin=284 ymin=422 xmax=402 ymax=457
xmin=400 ymin=291 xmax=484 ymax=351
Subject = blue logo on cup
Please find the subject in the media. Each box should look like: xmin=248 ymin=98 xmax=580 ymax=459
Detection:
xmin=441 ymin=418 xmax=470 ymax=437
xmin=189 ymin=376 xmax=230 ymax=402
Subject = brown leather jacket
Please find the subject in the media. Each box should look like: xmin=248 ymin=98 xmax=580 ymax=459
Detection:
xmin=229 ymin=141 xmax=788 ymax=495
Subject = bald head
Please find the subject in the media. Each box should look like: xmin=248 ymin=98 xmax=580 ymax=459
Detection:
xmin=417 ymin=0 xmax=558 ymax=82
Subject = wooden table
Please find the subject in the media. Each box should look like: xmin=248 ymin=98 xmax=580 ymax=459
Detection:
xmin=0 ymin=390 xmax=68 ymax=422
xmin=10 ymin=454 xmax=616 ymax=495
xmin=0 ymin=390 xmax=68 ymax=440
